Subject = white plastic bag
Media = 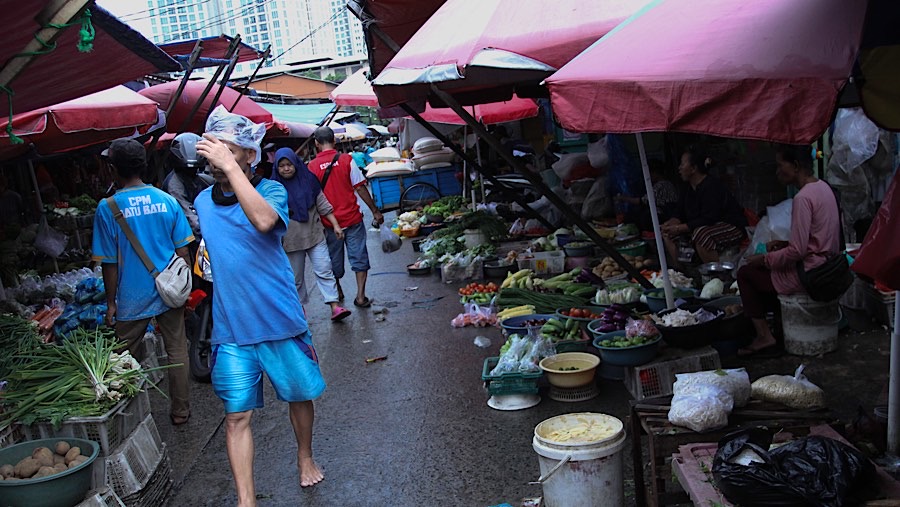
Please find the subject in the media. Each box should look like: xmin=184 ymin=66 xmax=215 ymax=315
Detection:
xmin=380 ymin=224 xmax=401 ymax=253
xmin=674 ymin=369 xmax=751 ymax=407
xmin=766 ymin=199 xmax=793 ymax=242
xmin=586 ymin=136 xmax=609 ymax=169
xmin=34 ymin=217 xmax=68 ymax=258
xmin=668 ymin=385 xmax=732 ymax=432
xmin=750 ymin=364 xmax=825 ymax=409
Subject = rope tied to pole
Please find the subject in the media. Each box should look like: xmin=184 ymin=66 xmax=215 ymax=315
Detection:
xmin=1 ymin=85 xmax=23 ymax=144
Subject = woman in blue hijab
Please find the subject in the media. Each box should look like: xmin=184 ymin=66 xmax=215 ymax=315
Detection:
xmin=272 ymin=147 xmax=351 ymax=321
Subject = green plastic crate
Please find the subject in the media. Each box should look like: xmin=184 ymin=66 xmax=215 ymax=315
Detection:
xmin=482 ymin=357 xmax=542 ymax=395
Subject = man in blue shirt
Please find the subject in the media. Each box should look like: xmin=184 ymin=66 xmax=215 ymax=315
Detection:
xmin=194 ymin=106 xmax=326 ymax=505
xmin=92 ymin=138 xmax=194 ymax=426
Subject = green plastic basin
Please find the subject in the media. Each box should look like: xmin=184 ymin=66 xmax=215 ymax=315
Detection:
xmin=0 ymin=437 xmax=99 ymax=507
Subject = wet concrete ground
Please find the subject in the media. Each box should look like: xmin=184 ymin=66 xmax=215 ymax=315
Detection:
xmin=150 ymin=208 xmax=893 ymax=506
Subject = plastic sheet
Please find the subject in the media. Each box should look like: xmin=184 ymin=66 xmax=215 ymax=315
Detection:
xmin=852 ymin=168 xmax=900 ymax=290
xmin=713 ymin=428 xmax=875 ymax=507
xmin=205 ymin=105 xmax=266 ymax=166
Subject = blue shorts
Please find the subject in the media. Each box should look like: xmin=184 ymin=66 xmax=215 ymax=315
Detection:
xmin=325 ymin=220 xmax=370 ymax=279
xmin=211 ymin=331 xmax=326 ymax=413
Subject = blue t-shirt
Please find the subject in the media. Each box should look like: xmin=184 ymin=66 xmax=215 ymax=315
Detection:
xmin=92 ymin=184 xmax=194 ymax=321
xmin=193 ymin=179 xmax=309 ymax=345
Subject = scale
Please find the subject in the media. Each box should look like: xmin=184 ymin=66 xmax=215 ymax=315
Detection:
xmin=548 ymin=383 xmax=600 ymax=403
xmin=487 ymin=394 xmax=541 ymax=411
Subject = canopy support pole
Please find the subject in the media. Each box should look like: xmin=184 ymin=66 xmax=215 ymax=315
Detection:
xmin=176 ymin=36 xmax=241 ymax=134
xmin=0 ymin=0 xmax=92 ymax=88
xmin=889 ymin=294 xmax=900 ymax=455
xmin=429 ymin=86 xmax=651 ymax=288
xmin=636 ymin=133 xmax=674 ymax=308
xmin=399 ymin=103 xmax=554 ymax=230
xmin=205 ymin=51 xmax=241 ymax=124
xmin=28 ymin=159 xmax=57 ymax=273
xmin=231 ymin=45 xmax=271 ymax=111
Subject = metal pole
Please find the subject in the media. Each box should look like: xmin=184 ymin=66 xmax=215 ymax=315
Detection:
xmin=889 ymin=293 xmax=900 ymax=455
xmin=176 ymin=36 xmax=241 ymax=133
xmin=636 ymin=133 xmax=674 ymax=308
xmin=429 ymin=86 xmax=651 ymax=288
xmin=399 ymin=103 xmax=555 ymax=230
xmin=28 ymin=160 xmax=58 ymax=273
xmin=231 ymin=45 xmax=272 ymax=111
xmin=205 ymin=52 xmax=240 ymax=123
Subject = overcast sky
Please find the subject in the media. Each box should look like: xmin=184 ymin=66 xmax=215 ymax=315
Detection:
xmin=97 ymin=0 xmax=157 ymax=39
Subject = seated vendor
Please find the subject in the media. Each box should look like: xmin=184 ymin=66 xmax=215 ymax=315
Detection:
xmin=615 ymin=159 xmax=679 ymax=231
xmin=662 ymin=146 xmax=747 ymax=264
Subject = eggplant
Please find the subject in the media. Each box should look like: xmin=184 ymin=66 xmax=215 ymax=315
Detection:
xmin=597 ymin=323 xmax=617 ymax=333
xmin=580 ymin=267 xmax=605 ymax=285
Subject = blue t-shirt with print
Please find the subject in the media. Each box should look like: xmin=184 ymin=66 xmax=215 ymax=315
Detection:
xmin=193 ymin=179 xmax=309 ymax=346
xmin=92 ymin=184 xmax=194 ymax=321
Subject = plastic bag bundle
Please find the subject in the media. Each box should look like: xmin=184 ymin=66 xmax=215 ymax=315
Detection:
xmin=625 ymin=318 xmax=659 ymax=339
xmin=675 ymin=369 xmax=751 ymax=407
xmin=750 ymin=365 xmax=825 ymax=410
xmin=668 ymin=384 xmax=732 ymax=432
xmin=491 ymin=335 xmax=530 ymax=375
xmin=380 ymin=224 xmax=402 ymax=253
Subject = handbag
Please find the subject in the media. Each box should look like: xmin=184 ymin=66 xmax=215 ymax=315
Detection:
xmin=106 ymin=197 xmax=192 ymax=308
xmin=795 ymin=184 xmax=853 ymax=302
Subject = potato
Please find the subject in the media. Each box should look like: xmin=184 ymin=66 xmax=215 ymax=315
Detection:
xmin=635 ymin=256 xmax=644 ymax=262
xmin=14 ymin=457 xmax=40 ymax=478
xmin=0 ymin=464 xmax=13 ymax=478
xmin=55 ymin=441 xmax=71 ymax=456
xmin=643 ymin=259 xmax=653 ymax=267
xmin=53 ymin=454 xmax=66 ymax=466
xmin=33 ymin=466 xmax=56 ymax=479
xmin=64 ymin=447 xmax=81 ymax=465
xmin=68 ymin=456 xmax=88 ymax=469
xmin=52 ymin=463 xmax=68 ymax=473
xmin=32 ymin=447 xmax=54 ymax=467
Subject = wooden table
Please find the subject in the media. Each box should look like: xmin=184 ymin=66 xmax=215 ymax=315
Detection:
xmin=630 ymin=396 xmax=832 ymax=506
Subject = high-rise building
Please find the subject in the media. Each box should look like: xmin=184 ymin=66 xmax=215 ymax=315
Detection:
xmin=103 ymin=0 xmax=367 ymax=75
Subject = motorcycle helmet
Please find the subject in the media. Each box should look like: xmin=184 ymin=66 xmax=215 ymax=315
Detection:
xmin=169 ymin=132 xmax=206 ymax=169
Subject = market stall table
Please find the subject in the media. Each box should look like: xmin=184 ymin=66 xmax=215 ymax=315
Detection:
xmin=630 ymin=395 xmax=833 ymax=506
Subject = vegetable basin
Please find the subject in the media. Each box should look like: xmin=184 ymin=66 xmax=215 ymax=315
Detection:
xmin=500 ymin=314 xmax=555 ymax=336
xmin=539 ymin=352 xmax=600 ymax=388
xmin=0 ymin=438 xmax=99 ymax=507
xmin=654 ymin=305 xmax=725 ymax=349
xmin=592 ymin=330 xmax=660 ymax=366
xmin=644 ymin=288 xmax=698 ymax=313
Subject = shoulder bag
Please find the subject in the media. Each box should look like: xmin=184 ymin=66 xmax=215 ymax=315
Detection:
xmin=795 ymin=184 xmax=853 ymax=302
xmin=106 ymin=197 xmax=192 ymax=308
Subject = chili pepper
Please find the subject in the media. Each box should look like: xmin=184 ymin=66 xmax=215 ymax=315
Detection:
xmin=365 ymin=356 xmax=388 ymax=364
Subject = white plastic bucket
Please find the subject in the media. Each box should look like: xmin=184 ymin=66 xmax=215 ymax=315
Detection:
xmin=532 ymin=413 xmax=626 ymax=507
xmin=778 ymin=294 xmax=840 ymax=356
xmin=463 ymin=229 xmax=488 ymax=249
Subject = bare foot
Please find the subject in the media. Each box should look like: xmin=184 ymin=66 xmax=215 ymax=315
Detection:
xmin=299 ymin=456 xmax=324 ymax=487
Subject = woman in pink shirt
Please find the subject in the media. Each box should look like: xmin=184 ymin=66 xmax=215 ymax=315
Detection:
xmin=737 ymin=145 xmax=842 ymax=356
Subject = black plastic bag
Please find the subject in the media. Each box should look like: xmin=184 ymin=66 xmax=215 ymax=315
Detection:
xmin=713 ymin=428 xmax=875 ymax=507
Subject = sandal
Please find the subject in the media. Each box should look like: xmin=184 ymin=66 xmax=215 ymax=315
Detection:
xmin=331 ymin=306 xmax=351 ymax=321
xmin=170 ymin=413 xmax=190 ymax=426
xmin=353 ymin=297 xmax=372 ymax=308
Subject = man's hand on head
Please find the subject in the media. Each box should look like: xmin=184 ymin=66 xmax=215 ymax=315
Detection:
xmin=197 ymin=134 xmax=243 ymax=179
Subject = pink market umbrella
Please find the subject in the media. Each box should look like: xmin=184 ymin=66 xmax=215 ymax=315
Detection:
xmin=333 ymin=68 xmax=539 ymax=125
xmin=371 ymin=0 xmax=652 ymax=108
xmin=544 ymin=0 xmax=868 ymax=144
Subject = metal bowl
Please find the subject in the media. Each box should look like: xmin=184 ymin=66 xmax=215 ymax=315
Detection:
xmin=699 ymin=262 xmax=736 ymax=284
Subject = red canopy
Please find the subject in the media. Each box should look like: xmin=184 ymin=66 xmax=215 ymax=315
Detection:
xmin=159 ymin=35 xmax=265 ymax=70
xmin=138 ymin=80 xmax=286 ymax=135
xmin=3 ymin=4 xmax=180 ymax=116
xmin=0 ymin=86 xmax=161 ymax=161
xmin=331 ymin=68 xmax=539 ymax=125
xmin=347 ymin=0 xmax=447 ymax=78
xmin=371 ymin=0 xmax=652 ymax=108
xmin=545 ymin=0 xmax=868 ymax=144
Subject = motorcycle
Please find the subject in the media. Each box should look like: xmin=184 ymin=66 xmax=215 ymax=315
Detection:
xmin=185 ymin=240 xmax=213 ymax=382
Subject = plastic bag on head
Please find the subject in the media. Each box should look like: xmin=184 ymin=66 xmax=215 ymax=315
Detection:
xmin=204 ymin=105 xmax=266 ymax=166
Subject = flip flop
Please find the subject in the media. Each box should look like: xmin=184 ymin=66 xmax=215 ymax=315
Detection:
xmin=331 ymin=306 xmax=351 ymax=321
xmin=354 ymin=297 xmax=372 ymax=308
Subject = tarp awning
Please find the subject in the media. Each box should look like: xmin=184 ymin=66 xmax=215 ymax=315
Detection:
xmin=370 ymin=0 xmax=653 ymax=108
xmin=0 ymin=85 xmax=162 ymax=161
xmin=2 ymin=4 xmax=180 ymax=116
xmin=544 ymin=0 xmax=868 ymax=144
xmin=258 ymin=103 xmax=355 ymax=125
xmin=159 ymin=35 xmax=265 ymax=69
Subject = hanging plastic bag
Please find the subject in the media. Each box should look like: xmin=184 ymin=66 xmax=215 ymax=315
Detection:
xmin=34 ymin=217 xmax=68 ymax=258
xmin=380 ymin=224 xmax=401 ymax=253
xmin=750 ymin=364 xmax=825 ymax=410
xmin=713 ymin=428 xmax=875 ymax=507
xmin=852 ymin=168 xmax=900 ymax=290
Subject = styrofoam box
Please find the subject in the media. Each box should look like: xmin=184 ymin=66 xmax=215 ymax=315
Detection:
xmin=517 ymin=251 xmax=565 ymax=275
